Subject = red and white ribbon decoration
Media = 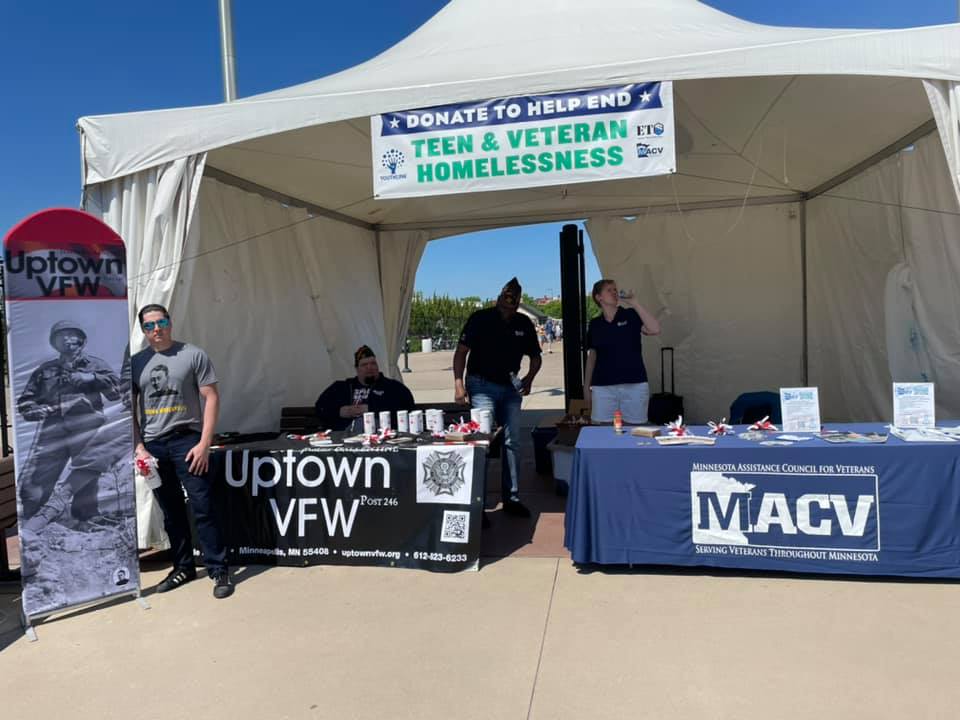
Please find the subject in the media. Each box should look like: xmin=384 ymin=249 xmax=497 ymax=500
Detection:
xmin=447 ymin=418 xmax=481 ymax=435
xmin=665 ymin=416 xmax=688 ymax=436
xmin=748 ymin=416 xmax=778 ymax=432
xmin=707 ymin=418 xmax=733 ymax=436
xmin=286 ymin=431 xmax=331 ymax=442
xmin=364 ymin=428 xmax=396 ymax=445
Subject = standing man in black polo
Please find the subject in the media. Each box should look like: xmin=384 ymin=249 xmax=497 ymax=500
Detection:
xmin=131 ymin=304 xmax=233 ymax=599
xmin=454 ymin=278 xmax=542 ymax=518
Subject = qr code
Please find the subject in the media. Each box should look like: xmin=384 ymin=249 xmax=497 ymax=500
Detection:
xmin=440 ymin=510 xmax=470 ymax=544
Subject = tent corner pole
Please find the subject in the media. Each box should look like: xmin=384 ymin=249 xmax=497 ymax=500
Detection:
xmin=800 ymin=195 xmax=809 ymax=387
xmin=218 ymin=0 xmax=238 ymax=102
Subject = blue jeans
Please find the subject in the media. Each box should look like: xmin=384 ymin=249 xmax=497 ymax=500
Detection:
xmin=467 ymin=377 xmax=522 ymax=502
xmin=146 ymin=430 xmax=227 ymax=574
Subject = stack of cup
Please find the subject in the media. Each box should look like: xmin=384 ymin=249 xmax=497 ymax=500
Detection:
xmin=363 ymin=411 xmax=376 ymax=435
xmin=378 ymin=411 xmax=392 ymax=432
xmin=426 ymin=408 xmax=444 ymax=434
xmin=477 ymin=409 xmax=492 ymax=434
xmin=397 ymin=410 xmax=409 ymax=433
xmin=409 ymin=410 xmax=424 ymax=434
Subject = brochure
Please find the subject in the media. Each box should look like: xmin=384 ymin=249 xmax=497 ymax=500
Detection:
xmin=780 ymin=387 xmax=821 ymax=433
xmin=892 ymin=382 xmax=935 ymax=428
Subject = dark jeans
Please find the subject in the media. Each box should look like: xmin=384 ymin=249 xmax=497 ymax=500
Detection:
xmin=146 ymin=430 xmax=226 ymax=574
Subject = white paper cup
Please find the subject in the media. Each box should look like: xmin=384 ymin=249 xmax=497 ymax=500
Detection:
xmin=409 ymin=410 xmax=423 ymax=434
xmin=363 ymin=412 xmax=376 ymax=435
xmin=378 ymin=411 xmax=391 ymax=431
xmin=478 ymin=409 xmax=492 ymax=434
xmin=397 ymin=410 xmax=409 ymax=433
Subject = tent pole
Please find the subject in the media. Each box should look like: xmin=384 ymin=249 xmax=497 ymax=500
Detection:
xmin=218 ymin=0 xmax=238 ymax=102
xmin=800 ymin=197 xmax=809 ymax=386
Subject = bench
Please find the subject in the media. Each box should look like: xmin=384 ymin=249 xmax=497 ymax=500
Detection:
xmin=0 ymin=456 xmax=17 ymax=579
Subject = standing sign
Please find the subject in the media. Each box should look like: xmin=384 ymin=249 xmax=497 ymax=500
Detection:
xmin=3 ymin=209 xmax=139 ymax=620
xmin=372 ymin=82 xmax=675 ymax=199
xmin=779 ymin=387 xmax=821 ymax=433
xmin=892 ymin=382 xmax=935 ymax=428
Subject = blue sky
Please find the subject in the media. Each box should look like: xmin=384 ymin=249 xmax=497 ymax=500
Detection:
xmin=2 ymin=1 xmax=957 ymax=298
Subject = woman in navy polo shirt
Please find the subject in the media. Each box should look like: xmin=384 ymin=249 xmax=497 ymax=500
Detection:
xmin=584 ymin=279 xmax=661 ymax=424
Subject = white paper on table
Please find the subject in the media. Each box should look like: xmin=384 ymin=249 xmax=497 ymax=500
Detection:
xmin=779 ymin=387 xmax=821 ymax=433
xmin=892 ymin=382 xmax=935 ymax=428
xmin=889 ymin=426 xmax=955 ymax=443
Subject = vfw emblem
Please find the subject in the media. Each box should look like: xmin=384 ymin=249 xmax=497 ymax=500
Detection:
xmin=416 ymin=447 xmax=473 ymax=505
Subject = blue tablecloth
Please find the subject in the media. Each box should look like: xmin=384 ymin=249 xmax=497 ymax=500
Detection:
xmin=564 ymin=424 xmax=960 ymax=577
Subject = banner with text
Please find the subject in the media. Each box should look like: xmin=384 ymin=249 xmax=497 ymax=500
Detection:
xmin=214 ymin=443 xmax=485 ymax=572
xmin=372 ymin=82 xmax=675 ymax=198
xmin=3 ymin=208 xmax=139 ymax=619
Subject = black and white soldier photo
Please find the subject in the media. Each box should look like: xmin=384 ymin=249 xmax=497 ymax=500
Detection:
xmin=17 ymin=320 xmax=122 ymax=533
xmin=9 ymin=304 xmax=139 ymax=617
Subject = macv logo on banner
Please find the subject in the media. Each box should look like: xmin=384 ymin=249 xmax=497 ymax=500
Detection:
xmin=690 ymin=471 xmax=880 ymax=551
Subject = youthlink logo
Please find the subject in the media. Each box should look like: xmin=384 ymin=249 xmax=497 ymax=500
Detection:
xmin=380 ymin=148 xmax=407 ymax=180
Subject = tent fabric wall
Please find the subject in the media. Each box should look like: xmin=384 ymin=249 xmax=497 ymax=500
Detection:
xmin=805 ymin=131 xmax=960 ymax=422
xmin=585 ymin=205 xmax=803 ymax=423
xmin=82 ymin=155 xmax=206 ymax=339
xmin=925 ymin=80 xmax=960 ymax=205
xmin=376 ymin=229 xmax=430 ymax=379
xmin=81 ymin=155 xmax=205 ymax=550
xmin=171 ymin=176 xmax=389 ymax=433
xmin=587 ymin=131 xmax=960 ymax=425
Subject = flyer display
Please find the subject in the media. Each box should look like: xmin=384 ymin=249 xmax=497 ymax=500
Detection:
xmin=892 ymin=382 xmax=935 ymax=428
xmin=779 ymin=387 xmax=821 ymax=433
xmin=372 ymin=82 xmax=675 ymax=198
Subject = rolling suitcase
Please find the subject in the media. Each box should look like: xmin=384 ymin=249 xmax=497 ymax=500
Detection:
xmin=648 ymin=347 xmax=684 ymax=424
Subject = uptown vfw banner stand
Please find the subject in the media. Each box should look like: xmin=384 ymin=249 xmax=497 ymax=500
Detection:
xmin=3 ymin=209 xmax=148 ymax=640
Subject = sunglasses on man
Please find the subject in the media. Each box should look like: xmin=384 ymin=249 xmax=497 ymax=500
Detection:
xmin=142 ymin=318 xmax=170 ymax=331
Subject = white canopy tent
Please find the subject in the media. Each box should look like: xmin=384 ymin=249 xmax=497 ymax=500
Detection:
xmin=78 ymin=0 xmax=960 ymax=430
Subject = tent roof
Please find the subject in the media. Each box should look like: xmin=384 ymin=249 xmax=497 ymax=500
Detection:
xmin=79 ymin=0 xmax=960 ymax=230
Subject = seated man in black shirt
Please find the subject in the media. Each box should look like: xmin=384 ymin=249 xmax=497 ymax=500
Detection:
xmin=315 ymin=345 xmax=415 ymax=431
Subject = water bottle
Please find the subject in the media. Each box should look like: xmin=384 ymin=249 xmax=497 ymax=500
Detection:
xmin=509 ymin=371 xmax=524 ymax=393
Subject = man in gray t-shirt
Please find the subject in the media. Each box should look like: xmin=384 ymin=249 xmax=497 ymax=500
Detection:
xmin=131 ymin=303 xmax=233 ymax=599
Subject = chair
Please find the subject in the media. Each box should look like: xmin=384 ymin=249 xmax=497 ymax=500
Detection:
xmin=729 ymin=391 xmax=781 ymax=425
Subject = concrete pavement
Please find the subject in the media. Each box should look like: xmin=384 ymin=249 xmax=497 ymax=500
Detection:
xmin=1 ymin=346 xmax=959 ymax=718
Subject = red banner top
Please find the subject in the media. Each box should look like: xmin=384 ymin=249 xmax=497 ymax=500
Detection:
xmin=3 ymin=209 xmax=127 ymax=300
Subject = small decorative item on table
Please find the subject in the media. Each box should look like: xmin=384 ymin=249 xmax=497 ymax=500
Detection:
xmin=665 ymin=416 xmax=688 ymax=437
xmin=747 ymin=416 xmax=778 ymax=432
xmin=707 ymin=418 xmax=734 ymax=436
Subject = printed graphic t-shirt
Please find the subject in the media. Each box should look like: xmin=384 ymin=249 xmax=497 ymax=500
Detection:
xmin=131 ymin=342 xmax=217 ymax=440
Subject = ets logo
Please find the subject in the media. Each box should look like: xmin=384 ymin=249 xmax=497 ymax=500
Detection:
xmin=690 ymin=472 xmax=879 ymax=551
